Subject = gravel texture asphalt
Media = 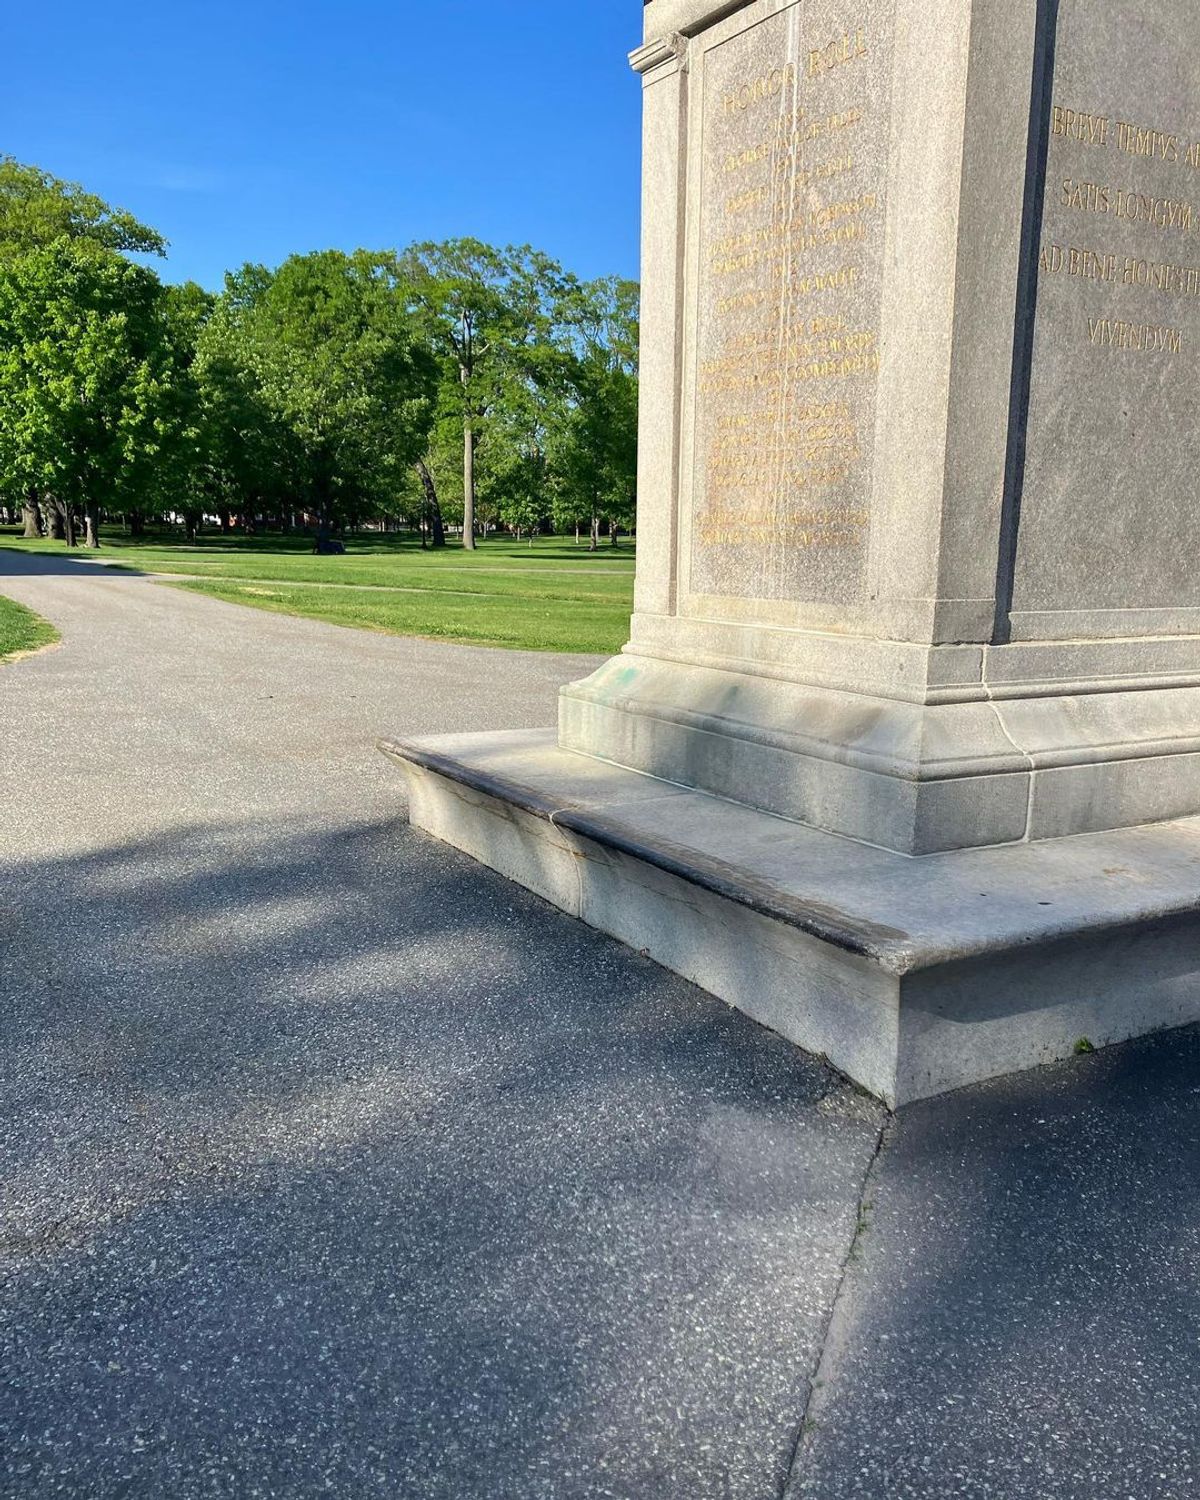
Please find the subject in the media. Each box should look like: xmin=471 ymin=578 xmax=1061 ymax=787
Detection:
xmin=2 ymin=548 xmax=1198 ymax=1500
xmin=0 ymin=552 xmax=885 ymax=1500
xmin=788 ymin=1028 xmax=1200 ymax=1500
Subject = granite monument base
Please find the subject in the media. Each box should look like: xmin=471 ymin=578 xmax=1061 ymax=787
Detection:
xmin=381 ymin=728 xmax=1200 ymax=1107
xmin=560 ymin=646 xmax=1200 ymax=855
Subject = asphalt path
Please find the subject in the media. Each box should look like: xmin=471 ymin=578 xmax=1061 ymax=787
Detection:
xmin=1 ymin=548 xmax=1197 ymax=1499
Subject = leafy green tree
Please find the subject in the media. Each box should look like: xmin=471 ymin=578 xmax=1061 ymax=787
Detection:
xmin=142 ymin=281 xmax=217 ymax=538
xmin=0 ymin=157 xmax=170 ymax=537
xmin=551 ymin=277 xmax=639 ymax=549
xmin=0 ymin=156 xmax=639 ymax=558
xmin=412 ymin=457 xmax=447 ymax=546
xmin=192 ymin=265 xmax=296 ymax=531
xmin=0 ymin=157 xmax=165 ymax=256
xmin=486 ymin=440 xmax=546 ymax=543
xmin=480 ymin=365 xmax=561 ymax=543
xmin=0 ymin=239 xmax=176 ymax=547
xmin=232 ymin=251 xmax=437 ymax=531
xmin=398 ymin=239 xmax=576 ymax=549
xmin=413 ymin=411 xmax=467 ymax=540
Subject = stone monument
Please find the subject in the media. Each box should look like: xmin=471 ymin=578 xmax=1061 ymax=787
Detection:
xmin=384 ymin=0 xmax=1200 ymax=1104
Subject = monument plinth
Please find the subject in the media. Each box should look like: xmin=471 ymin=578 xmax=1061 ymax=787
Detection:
xmin=384 ymin=0 xmax=1200 ymax=1104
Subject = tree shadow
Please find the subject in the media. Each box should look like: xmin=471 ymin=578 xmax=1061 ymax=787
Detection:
xmin=791 ymin=1024 xmax=1200 ymax=1499
xmin=0 ymin=811 xmax=884 ymax=1500
xmin=0 ymin=547 xmax=146 ymax=579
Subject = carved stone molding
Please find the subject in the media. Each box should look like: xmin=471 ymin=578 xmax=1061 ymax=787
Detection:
xmin=629 ymin=32 xmax=688 ymax=79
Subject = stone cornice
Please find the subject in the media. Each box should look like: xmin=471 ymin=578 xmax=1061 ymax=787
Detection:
xmin=629 ymin=32 xmax=689 ymax=77
xmin=642 ymin=0 xmax=754 ymax=41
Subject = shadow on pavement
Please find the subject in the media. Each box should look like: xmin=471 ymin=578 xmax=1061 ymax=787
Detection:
xmin=789 ymin=1022 xmax=1200 ymax=1500
xmin=0 ymin=812 xmax=883 ymax=1500
xmin=0 ymin=547 xmax=145 ymax=579
xmin=7 ymin=794 xmax=1195 ymax=1499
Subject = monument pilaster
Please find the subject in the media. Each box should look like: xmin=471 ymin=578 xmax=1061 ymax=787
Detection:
xmin=628 ymin=30 xmax=689 ymax=621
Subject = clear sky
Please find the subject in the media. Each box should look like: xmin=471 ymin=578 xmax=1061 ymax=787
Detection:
xmin=1 ymin=0 xmax=643 ymax=290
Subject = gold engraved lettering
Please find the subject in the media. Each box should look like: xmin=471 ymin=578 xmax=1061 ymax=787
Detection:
xmin=725 ymin=185 xmax=770 ymax=218
xmin=722 ymin=63 xmax=797 ymax=116
xmin=1086 ymin=316 xmax=1183 ymax=354
xmin=1115 ymin=120 xmax=1180 ymax=163
xmin=1040 ymin=243 xmax=1200 ymax=299
xmin=807 ymin=30 xmax=868 ymax=79
xmin=722 ymin=142 xmax=772 ymax=176
xmin=1052 ymin=105 xmax=1110 ymax=146
xmin=694 ymin=16 xmax=886 ymax=594
xmin=1061 ymin=179 xmax=1111 ymax=215
xmin=1039 ymin=243 xmax=1119 ymax=281
xmin=1045 ymin=98 xmax=1200 ymax=367
xmin=1113 ymin=189 xmax=1194 ymax=231
xmin=771 ymin=107 xmax=864 ymax=173
xmin=1057 ymin=182 xmax=1194 ymax=233
xmin=1122 ymin=255 xmax=1200 ymax=294
xmin=1149 ymin=261 xmax=1200 ymax=296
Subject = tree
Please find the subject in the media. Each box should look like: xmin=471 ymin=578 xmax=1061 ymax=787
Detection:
xmin=487 ymin=439 xmax=546 ymax=544
xmin=0 ymin=239 xmax=177 ymax=547
xmin=0 ymin=156 xmax=639 ymax=556
xmin=0 ymin=157 xmax=165 ymax=257
xmin=413 ymin=411 xmax=467 ymax=539
xmin=143 ymin=281 xmax=216 ymax=538
xmin=20 ymin=492 xmax=41 ymax=538
xmin=398 ymin=239 xmax=576 ymax=550
xmin=480 ymin=360 xmax=560 ymax=544
xmin=192 ymin=265 xmax=295 ymax=531
xmin=0 ymin=157 xmax=171 ymax=544
xmin=231 ymin=251 xmax=438 ymax=532
xmin=551 ymin=277 xmax=639 ymax=549
xmin=413 ymin=457 xmax=447 ymax=546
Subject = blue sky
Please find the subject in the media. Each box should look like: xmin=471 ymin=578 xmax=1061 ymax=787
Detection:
xmin=1 ymin=0 xmax=643 ymax=290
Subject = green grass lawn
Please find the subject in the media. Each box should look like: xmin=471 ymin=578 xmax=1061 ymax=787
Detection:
xmin=0 ymin=592 xmax=58 ymax=662
xmin=0 ymin=527 xmax=635 ymax=654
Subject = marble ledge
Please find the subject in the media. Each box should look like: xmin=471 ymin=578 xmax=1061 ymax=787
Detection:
xmin=381 ymin=728 xmax=1200 ymax=1104
xmin=380 ymin=728 xmax=1200 ymax=970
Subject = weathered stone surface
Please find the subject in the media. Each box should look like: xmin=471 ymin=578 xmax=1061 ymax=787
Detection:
xmin=610 ymin=0 xmax=1200 ymax=850
xmin=383 ymin=0 xmax=1200 ymax=1096
xmin=687 ymin=0 xmax=892 ymax=608
xmin=646 ymin=0 xmax=1032 ymax=646
xmin=1012 ymin=0 xmax=1200 ymax=639
xmin=384 ymin=731 xmax=1200 ymax=1106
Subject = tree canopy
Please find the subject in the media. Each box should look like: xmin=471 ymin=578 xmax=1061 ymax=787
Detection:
xmin=0 ymin=157 xmax=166 ymax=257
xmin=0 ymin=239 xmax=176 ymax=544
xmin=0 ymin=157 xmax=638 ymax=552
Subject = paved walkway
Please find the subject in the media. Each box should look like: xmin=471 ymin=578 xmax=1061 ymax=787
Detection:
xmin=1 ymin=549 xmax=1198 ymax=1499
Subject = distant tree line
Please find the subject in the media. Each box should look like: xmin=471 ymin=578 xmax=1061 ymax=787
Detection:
xmin=0 ymin=157 xmax=638 ymax=551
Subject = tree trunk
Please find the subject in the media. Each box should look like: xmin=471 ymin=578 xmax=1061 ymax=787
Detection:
xmin=574 ymin=523 xmax=580 ymax=546
xmin=22 ymin=491 xmax=41 ymax=538
xmin=219 ymin=509 xmax=232 ymax=535
xmin=129 ymin=511 xmax=145 ymax=538
xmin=46 ymin=497 xmax=65 ymax=541
xmin=63 ymin=503 xmax=77 ymax=548
xmin=415 ymin=459 xmax=446 ymax=548
xmin=84 ymin=502 xmax=101 ymax=548
xmin=609 ymin=520 xmax=619 ymax=547
xmin=589 ymin=511 xmax=600 ymax=552
xmin=185 ymin=512 xmax=198 ymax=543
xmin=462 ymin=419 xmax=477 ymax=550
